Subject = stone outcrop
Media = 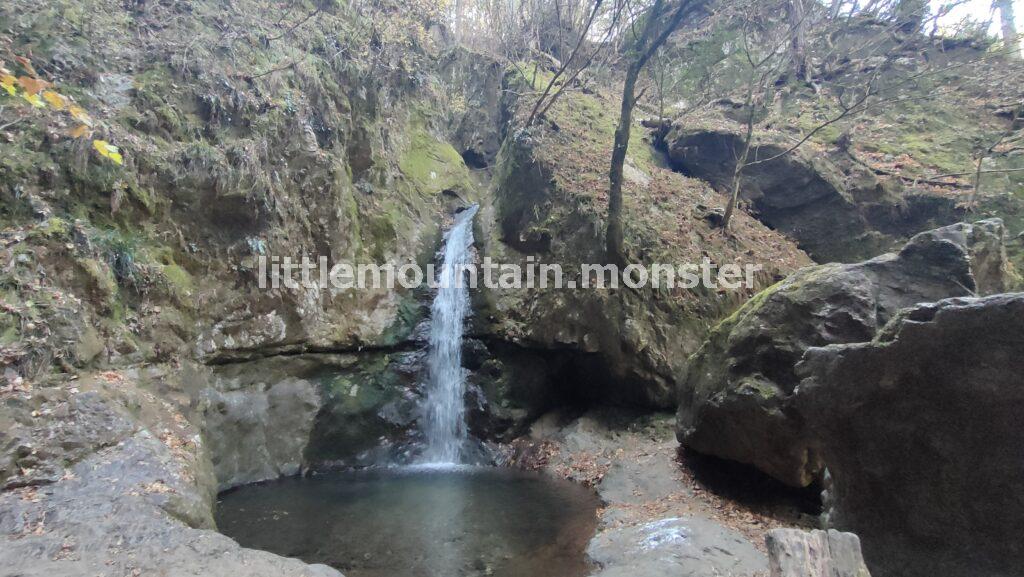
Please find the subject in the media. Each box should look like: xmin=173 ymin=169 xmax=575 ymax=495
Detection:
xmin=202 ymin=361 xmax=323 ymax=490
xmin=659 ymin=120 xmax=964 ymax=263
xmin=0 ymin=368 xmax=343 ymax=577
xmin=663 ymin=125 xmax=880 ymax=263
xmin=477 ymin=132 xmax=809 ymax=410
xmin=795 ymin=293 xmax=1024 ymax=577
xmin=301 ymin=350 xmax=427 ymax=467
xmin=677 ymin=220 xmax=1009 ymax=487
xmin=766 ymin=529 xmax=871 ymax=577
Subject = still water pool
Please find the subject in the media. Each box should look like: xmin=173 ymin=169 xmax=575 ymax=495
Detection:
xmin=215 ymin=466 xmax=601 ymax=577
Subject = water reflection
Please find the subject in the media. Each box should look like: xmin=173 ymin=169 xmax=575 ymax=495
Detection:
xmin=216 ymin=466 xmax=599 ymax=577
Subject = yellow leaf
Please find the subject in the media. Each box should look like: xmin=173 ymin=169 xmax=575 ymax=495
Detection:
xmin=93 ymin=139 xmax=124 ymax=165
xmin=0 ymin=74 xmax=16 ymax=96
xmin=42 ymin=91 xmax=68 ymax=110
xmin=69 ymin=105 xmax=93 ymax=127
xmin=22 ymin=93 xmax=45 ymax=108
xmin=17 ymin=76 xmax=49 ymax=96
xmin=68 ymin=124 xmax=91 ymax=138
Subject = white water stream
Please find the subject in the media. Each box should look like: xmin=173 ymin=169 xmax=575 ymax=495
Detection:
xmin=420 ymin=205 xmax=479 ymax=464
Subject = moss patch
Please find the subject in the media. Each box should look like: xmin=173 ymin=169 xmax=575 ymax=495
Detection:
xmin=399 ymin=127 xmax=472 ymax=195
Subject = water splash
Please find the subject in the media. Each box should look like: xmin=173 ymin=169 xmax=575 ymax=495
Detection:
xmin=420 ymin=205 xmax=479 ymax=464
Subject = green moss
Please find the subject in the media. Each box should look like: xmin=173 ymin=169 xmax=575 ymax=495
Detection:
xmin=0 ymin=312 xmax=18 ymax=346
xmin=160 ymin=263 xmax=194 ymax=296
xmin=0 ymin=122 xmax=55 ymax=188
xmin=507 ymin=62 xmax=557 ymax=90
xmin=399 ymin=126 xmax=472 ymax=195
xmin=27 ymin=217 xmax=72 ymax=241
xmin=319 ymin=355 xmax=404 ymax=414
xmin=711 ymin=275 xmax=792 ymax=333
xmin=364 ymin=212 xmax=398 ymax=262
xmin=77 ymin=257 xmax=119 ymax=309
xmin=377 ymin=295 xmax=426 ymax=346
xmin=857 ymin=97 xmax=989 ymax=176
xmin=739 ymin=377 xmax=780 ymax=401
xmin=125 ymin=181 xmax=156 ymax=214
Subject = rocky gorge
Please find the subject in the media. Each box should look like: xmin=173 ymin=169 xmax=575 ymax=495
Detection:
xmin=2 ymin=1 xmax=1024 ymax=577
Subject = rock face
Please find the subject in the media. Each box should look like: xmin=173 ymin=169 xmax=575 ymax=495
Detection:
xmin=660 ymin=121 xmax=964 ymax=263
xmin=766 ymin=529 xmax=871 ymax=577
xmin=477 ymin=132 xmax=809 ymax=410
xmin=0 ymin=369 xmax=343 ymax=577
xmin=302 ymin=350 xmax=426 ymax=466
xmin=795 ymin=293 xmax=1024 ymax=577
xmin=202 ymin=362 xmax=323 ymax=490
xmin=677 ymin=220 xmax=1009 ymax=487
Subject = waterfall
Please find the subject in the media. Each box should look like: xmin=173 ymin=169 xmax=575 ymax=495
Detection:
xmin=420 ymin=205 xmax=479 ymax=464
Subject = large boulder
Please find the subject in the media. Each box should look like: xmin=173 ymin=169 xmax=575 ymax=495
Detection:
xmin=676 ymin=220 xmax=1010 ymax=487
xmin=587 ymin=516 xmax=767 ymax=577
xmin=794 ymin=294 xmax=1024 ymax=577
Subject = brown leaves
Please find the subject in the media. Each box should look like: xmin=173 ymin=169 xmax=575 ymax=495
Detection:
xmin=68 ymin=124 xmax=91 ymax=138
xmin=14 ymin=56 xmax=37 ymax=77
xmin=98 ymin=370 xmax=126 ymax=384
xmin=16 ymin=76 xmax=49 ymax=95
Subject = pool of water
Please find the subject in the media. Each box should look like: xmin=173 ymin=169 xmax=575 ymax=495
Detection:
xmin=215 ymin=466 xmax=601 ymax=577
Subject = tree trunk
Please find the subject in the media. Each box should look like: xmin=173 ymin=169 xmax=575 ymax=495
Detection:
xmin=605 ymin=0 xmax=701 ymax=263
xmin=996 ymin=0 xmax=1020 ymax=59
xmin=606 ymin=62 xmax=641 ymax=266
xmin=786 ymin=0 xmax=808 ymax=82
xmin=721 ymin=80 xmax=757 ymax=230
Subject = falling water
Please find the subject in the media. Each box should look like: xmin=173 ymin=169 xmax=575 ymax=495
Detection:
xmin=420 ymin=205 xmax=479 ymax=464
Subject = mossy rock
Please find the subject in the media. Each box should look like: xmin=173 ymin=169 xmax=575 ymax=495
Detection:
xmin=75 ymin=257 xmax=119 ymax=311
xmin=679 ymin=220 xmax=1010 ymax=487
xmin=399 ymin=127 xmax=473 ymax=196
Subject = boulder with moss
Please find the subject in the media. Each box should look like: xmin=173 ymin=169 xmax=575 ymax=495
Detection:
xmin=676 ymin=219 xmax=1010 ymax=487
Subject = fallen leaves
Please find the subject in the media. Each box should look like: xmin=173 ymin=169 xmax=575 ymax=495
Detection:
xmin=1 ymin=57 xmax=119 ymax=164
xmin=21 ymin=92 xmax=45 ymax=108
xmin=69 ymin=104 xmax=93 ymax=127
xmin=42 ymin=90 xmax=68 ymax=110
xmin=92 ymin=139 xmax=124 ymax=165
xmin=0 ymin=73 xmax=17 ymax=96
xmin=98 ymin=371 xmax=126 ymax=384
xmin=68 ymin=124 xmax=91 ymax=138
xmin=14 ymin=56 xmax=37 ymax=76
xmin=16 ymin=75 xmax=49 ymax=95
